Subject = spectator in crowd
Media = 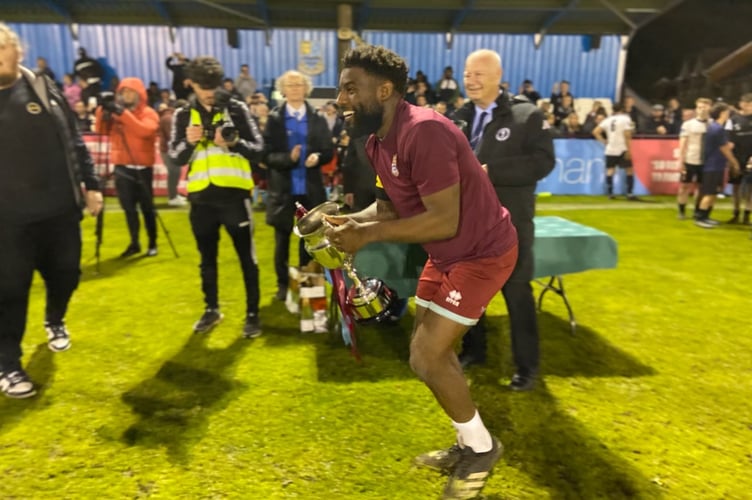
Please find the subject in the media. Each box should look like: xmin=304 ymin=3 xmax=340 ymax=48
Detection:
xmin=538 ymin=100 xmax=552 ymax=114
xmin=94 ymin=77 xmax=160 ymax=257
xmin=434 ymin=101 xmax=448 ymax=116
xmin=582 ymin=101 xmax=606 ymax=135
xmin=404 ymin=79 xmax=417 ymax=105
xmin=695 ymin=103 xmax=740 ymax=228
xmin=501 ymin=81 xmax=511 ymax=92
xmin=155 ymin=88 xmax=175 ymax=109
xmin=640 ymin=104 xmax=670 ymax=135
xmin=414 ymin=70 xmax=431 ymax=94
xmin=665 ymin=97 xmax=682 ymax=134
xmin=222 ymin=78 xmax=243 ymax=101
xmin=435 ymin=66 xmax=460 ymax=104
xmin=73 ymin=101 xmax=93 ymax=133
xmin=553 ymin=94 xmax=575 ymax=126
xmin=35 ymin=56 xmax=56 ymax=83
xmin=450 ymin=94 xmax=465 ymax=112
xmin=544 ymin=112 xmax=561 ymax=137
xmin=146 ymin=81 xmax=160 ymax=108
xmin=0 ymin=23 xmax=102 ymax=398
xmin=550 ymin=80 xmax=573 ymax=109
xmin=593 ymin=102 xmax=636 ymax=199
xmin=74 ymin=47 xmax=104 ymax=107
xmin=252 ymin=101 xmax=270 ymax=131
xmin=235 ymin=63 xmax=257 ymax=101
xmin=62 ymin=73 xmax=81 ymax=109
xmin=623 ymin=96 xmax=642 ymax=129
xmin=518 ymin=79 xmax=541 ymax=103
xmin=340 ymin=133 xmax=375 ymax=212
xmin=415 ymin=81 xmax=435 ymax=105
xmin=676 ymin=97 xmax=711 ymax=220
xmin=158 ymin=99 xmax=187 ymax=207
xmin=251 ymin=101 xmax=271 ymax=209
xmin=166 ymin=52 xmax=191 ymax=100
xmin=416 ymin=95 xmax=429 ymax=108
xmin=587 ymin=110 xmax=608 ymax=136
xmin=263 ymin=69 xmax=334 ymax=302
xmin=321 ymin=100 xmax=344 ymax=140
xmin=168 ymin=56 xmax=265 ymax=337
xmin=453 ymin=49 xmax=555 ymax=394
xmin=560 ymin=111 xmax=583 ymax=137
xmin=728 ymin=93 xmax=752 ymax=223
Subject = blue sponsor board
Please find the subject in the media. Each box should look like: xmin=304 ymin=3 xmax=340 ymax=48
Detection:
xmin=536 ymin=139 xmax=649 ymax=195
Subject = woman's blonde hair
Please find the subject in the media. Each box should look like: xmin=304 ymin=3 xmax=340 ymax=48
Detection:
xmin=275 ymin=70 xmax=313 ymax=97
xmin=0 ymin=23 xmax=24 ymax=60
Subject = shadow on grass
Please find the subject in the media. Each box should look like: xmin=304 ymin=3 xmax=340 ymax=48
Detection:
xmin=120 ymin=333 xmax=251 ymax=464
xmin=536 ymin=312 xmax=656 ymax=378
xmin=258 ymin=298 xmax=416 ymax=383
xmin=471 ymin=378 xmax=663 ymax=499
xmin=79 ymin=254 xmax=149 ymax=281
xmin=461 ymin=313 xmax=659 ymax=497
xmin=0 ymin=343 xmax=55 ymax=435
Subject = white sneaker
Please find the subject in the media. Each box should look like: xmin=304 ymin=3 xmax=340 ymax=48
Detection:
xmin=45 ymin=323 xmax=71 ymax=352
xmin=0 ymin=370 xmax=36 ymax=399
xmin=167 ymin=196 xmax=187 ymax=207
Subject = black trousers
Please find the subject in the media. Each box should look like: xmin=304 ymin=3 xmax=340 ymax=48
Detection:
xmin=0 ymin=211 xmax=81 ymax=372
xmin=273 ymin=195 xmax=313 ymax=291
xmin=462 ymin=222 xmax=539 ymax=376
xmin=189 ymin=199 xmax=260 ymax=315
xmin=114 ymin=166 xmax=157 ymax=248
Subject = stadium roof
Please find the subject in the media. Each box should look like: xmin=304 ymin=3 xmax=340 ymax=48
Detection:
xmin=2 ymin=0 xmax=684 ymax=35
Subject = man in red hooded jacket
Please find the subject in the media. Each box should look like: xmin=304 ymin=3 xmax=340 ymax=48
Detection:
xmin=95 ymin=77 xmax=160 ymax=257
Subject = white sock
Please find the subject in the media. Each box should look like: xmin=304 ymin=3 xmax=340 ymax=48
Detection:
xmin=452 ymin=410 xmax=492 ymax=453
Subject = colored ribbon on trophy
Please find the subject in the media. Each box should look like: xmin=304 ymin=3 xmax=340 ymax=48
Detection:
xmin=329 ymin=267 xmax=360 ymax=361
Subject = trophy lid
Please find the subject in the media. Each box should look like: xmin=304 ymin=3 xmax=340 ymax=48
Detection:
xmin=295 ymin=201 xmax=339 ymax=237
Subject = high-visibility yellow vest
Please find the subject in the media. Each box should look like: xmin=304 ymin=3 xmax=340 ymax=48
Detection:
xmin=187 ymin=108 xmax=254 ymax=193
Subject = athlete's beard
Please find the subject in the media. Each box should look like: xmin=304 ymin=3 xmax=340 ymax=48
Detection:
xmin=351 ymin=102 xmax=384 ymax=138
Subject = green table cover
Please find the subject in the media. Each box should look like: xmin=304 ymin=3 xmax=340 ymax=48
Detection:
xmin=353 ymin=216 xmax=618 ymax=297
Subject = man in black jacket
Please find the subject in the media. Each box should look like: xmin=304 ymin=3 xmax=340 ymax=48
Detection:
xmin=263 ymin=70 xmax=334 ymax=301
xmin=0 ymin=24 xmax=103 ymax=398
xmin=341 ymin=134 xmax=376 ymax=212
xmin=452 ymin=49 xmax=555 ymax=391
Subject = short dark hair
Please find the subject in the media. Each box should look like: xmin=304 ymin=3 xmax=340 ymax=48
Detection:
xmin=741 ymin=93 xmax=752 ymax=103
xmin=613 ymin=102 xmax=625 ymax=113
xmin=187 ymin=56 xmax=224 ymax=89
xmin=710 ymin=102 xmax=729 ymax=119
xmin=342 ymin=45 xmax=409 ymax=95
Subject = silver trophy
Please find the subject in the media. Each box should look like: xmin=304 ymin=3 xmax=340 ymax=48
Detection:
xmin=294 ymin=202 xmax=399 ymax=323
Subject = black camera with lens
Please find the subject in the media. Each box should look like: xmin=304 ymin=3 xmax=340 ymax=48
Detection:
xmin=204 ymin=88 xmax=239 ymax=142
xmin=97 ymin=91 xmax=116 ymax=107
xmin=203 ymin=122 xmax=238 ymax=142
xmin=97 ymin=90 xmax=124 ymax=117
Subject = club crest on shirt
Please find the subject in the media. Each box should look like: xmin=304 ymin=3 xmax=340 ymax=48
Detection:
xmin=391 ymin=154 xmax=399 ymax=176
xmin=26 ymin=102 xmax=42 ymax=115
xmin=495 ymin=128 xmax=511 ymax=141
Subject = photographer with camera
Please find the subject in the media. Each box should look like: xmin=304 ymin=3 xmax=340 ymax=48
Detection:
xmin=94 ymin=78 xmax=160 ymax=257
xmin=168 ymin=56 xmax=265 ymax=338
xmin=0 ymin=24 xmax=102 ymax=398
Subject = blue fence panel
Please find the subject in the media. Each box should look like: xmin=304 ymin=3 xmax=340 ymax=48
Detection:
xmin=537 ymin=139 xmax=648 ymax=195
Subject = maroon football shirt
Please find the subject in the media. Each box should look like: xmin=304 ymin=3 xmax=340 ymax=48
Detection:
xmin=366 ymin=100 xmax=517 ymax=272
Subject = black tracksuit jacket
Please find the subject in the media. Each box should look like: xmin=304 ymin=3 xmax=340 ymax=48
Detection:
xmin=452 ymin=92 xmax=555 ymax=280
